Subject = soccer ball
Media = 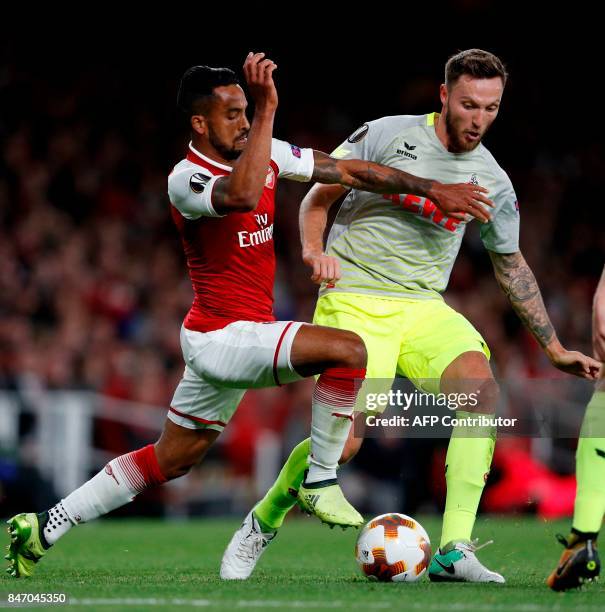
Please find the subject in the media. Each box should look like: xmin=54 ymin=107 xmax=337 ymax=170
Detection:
xmin=355 ymin=513 xmax=431 ymax=582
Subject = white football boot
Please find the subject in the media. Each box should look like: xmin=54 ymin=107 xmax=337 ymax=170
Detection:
xmin=428 ymin=539 xmax=505 ymax=583
xmin=220 ymin=510 xmax=277 ymax=580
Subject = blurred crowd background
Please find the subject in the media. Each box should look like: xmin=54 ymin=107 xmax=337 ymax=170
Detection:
xmin=1 ymin=16 xmax=603 ymax=523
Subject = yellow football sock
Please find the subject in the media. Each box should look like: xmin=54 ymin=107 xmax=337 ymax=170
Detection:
xmin=440 ymin=410 xmax=496 ymax=548
xmin=254 ymin=438 xmax=310 ymax=530
xmin=573 ymin=391 xmax=605 ymax=535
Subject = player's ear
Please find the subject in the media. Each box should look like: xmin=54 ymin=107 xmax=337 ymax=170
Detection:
xmin=439 ymin=83 xmax=448 ymax=107
xmin=191 ymin=115 xmax=207 ymax=136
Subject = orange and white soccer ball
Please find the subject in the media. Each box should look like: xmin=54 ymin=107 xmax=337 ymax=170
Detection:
xmin=355 ymin=513 xmax=432 ymax=582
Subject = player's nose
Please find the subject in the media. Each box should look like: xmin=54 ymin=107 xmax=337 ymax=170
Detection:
xmin=472 ymin=110 xmax=485 ymax=127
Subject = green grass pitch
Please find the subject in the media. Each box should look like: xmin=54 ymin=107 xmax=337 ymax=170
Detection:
xmin=0 ymin=516 xmax=602 ymax=610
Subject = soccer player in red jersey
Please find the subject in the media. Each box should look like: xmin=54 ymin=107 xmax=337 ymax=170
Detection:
xmin=5 ymin=52 xmax=493 ymax=579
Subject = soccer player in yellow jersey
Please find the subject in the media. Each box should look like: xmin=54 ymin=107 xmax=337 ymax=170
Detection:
xmin=222 ymin=49 xmax=601 ymax=583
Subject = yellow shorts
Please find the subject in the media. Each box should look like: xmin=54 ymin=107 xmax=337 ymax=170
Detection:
xmin=313 ymin=292 xmax=490 ymax=397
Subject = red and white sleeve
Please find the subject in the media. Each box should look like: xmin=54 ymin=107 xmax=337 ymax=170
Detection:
xmin=168 ymin=165 xmax=224 ymax=219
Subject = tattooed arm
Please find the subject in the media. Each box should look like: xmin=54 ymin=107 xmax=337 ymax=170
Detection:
xmin=489 ymin=250 xmax=601 ymax=379
xmin=311 ymin=150 xmax=494 ymax=223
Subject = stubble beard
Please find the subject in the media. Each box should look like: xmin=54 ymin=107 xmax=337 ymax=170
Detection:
xmin=445 ymin=103 xmax=482 ymax=154
xmin=209 ymin=131 xmax=243 ymax=161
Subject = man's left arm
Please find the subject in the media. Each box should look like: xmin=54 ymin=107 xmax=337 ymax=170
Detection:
xmin=488 ymin=250 xmax=601 ymax=379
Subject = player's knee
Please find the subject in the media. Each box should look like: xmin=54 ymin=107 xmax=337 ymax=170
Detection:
xmin=165 ymin=464 xmax=190 ymax=480
xmin=155 ymin=444 xmax=206 ymax=480
xmin=331 ymin=331 xmax=367 ymax=369
xmin=162 ymin=456 xmax=198 ymax=480
xmin=470 ymin=378 xmax=500 ymax=414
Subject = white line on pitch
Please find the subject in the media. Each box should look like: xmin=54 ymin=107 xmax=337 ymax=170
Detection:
xmin=16 ymin=599 xmax=597 ymax=611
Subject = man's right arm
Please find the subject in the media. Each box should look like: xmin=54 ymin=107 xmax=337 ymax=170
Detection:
xmin=300 ymin=183 xmax=348 ymax=284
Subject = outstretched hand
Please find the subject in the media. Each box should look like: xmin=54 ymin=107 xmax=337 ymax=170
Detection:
xmin=428 ymin=182 xmax=494 ymax=224
xmin=549 ymin=348 xmax=602 ymax=380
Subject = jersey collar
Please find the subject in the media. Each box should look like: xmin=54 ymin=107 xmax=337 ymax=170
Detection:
xmin=426 ymin=112 xmax=438 ymax=127
xmin=188 ymin=142 xmax=233 ymax=173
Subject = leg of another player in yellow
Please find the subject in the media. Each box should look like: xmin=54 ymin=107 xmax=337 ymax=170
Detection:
xmin=573 ymin=387 xmax=605 ymax=534
xmin=547 ymin=385 xmax=604 ymax=590
xmin=254 ymin=438 xmax=310 ymax=530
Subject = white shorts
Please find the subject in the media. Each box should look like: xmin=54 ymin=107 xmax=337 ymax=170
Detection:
xmin=168 ymin=320 xmax=305 ymax=432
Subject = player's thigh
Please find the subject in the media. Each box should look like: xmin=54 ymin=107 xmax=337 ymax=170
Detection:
xmin=312 ymin=293 xmax=400 ymax=380
xmin=288 ymin=323 xmax=367 ymax=378
xmin=169 ymin=364 xmax=246 ymax=433
xmin=397 ymin=300 xmax=491 ymax=396
xmin=313 ymin=293 xmax=401 ymax=413
xmin=181 ymin=321 xmax=304 ymax=389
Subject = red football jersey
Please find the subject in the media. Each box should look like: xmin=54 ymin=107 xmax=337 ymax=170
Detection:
xmin=168 ymin=140 xmax=314 ymax=332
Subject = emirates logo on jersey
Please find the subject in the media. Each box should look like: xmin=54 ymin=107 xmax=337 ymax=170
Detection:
xmin=238 ymin=224 xmax=274 ymax=248
xmin=239 ymin=213 xmax=273 ymax=248
xmin=265 ymin=166 xmax=276 ymax=189
xmin=254 ymin=213 xmax=268 ymax=227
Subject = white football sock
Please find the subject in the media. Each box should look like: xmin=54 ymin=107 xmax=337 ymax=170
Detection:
xmin=43 ymin=501 xmax=73 ymax=545
xmin=48 ymin=445 xmax=166 ymax=544
xmin=306 ymin=368 xmax=364 ymax=484
xmin=61 ymin=458 xmax=140 ymax=526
